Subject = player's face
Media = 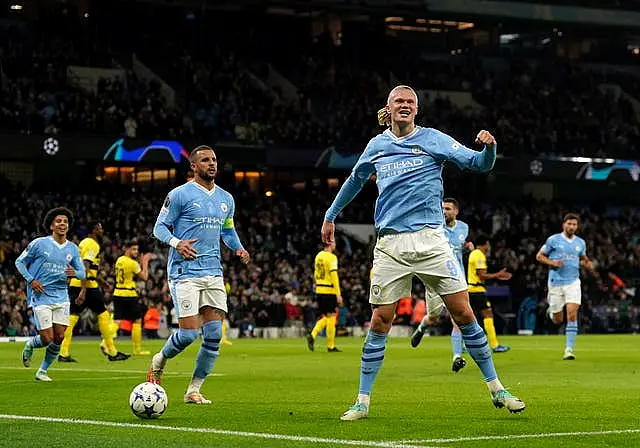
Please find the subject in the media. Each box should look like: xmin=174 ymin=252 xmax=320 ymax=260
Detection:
xmin=191 ymin=149 xmax=217 ymax=182
xmin=129 ymin=245 xmax=139 ymax=258
xmin=386 ymin=89 xmax=417 ymax=126
xmin=50 ymin=215 xmax=69 ymax=237
xmin=442 ymin=202 xmax=458 ymax=224
xmin=563 ymin=219 xmax=578 ymax=236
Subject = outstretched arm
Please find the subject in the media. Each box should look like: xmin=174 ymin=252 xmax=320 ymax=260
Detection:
xmin=432 ymin=129 xmax=497 ymax=172
xmin=323 ymin=142 xmax=375 ymax=243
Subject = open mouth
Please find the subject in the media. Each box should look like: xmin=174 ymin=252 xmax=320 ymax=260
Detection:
xmin=399 ymin=110 xmax=411 ymax=118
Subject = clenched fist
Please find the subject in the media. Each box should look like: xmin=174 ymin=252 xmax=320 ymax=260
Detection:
xmin=475 ymin=130 xmax=497 ymax=147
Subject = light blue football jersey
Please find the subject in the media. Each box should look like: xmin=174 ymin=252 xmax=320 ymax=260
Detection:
xmin=540 ymin=233 xmax=586 ymax=286
xmin=325 ymin=126 xmax=496 ymax=234
xmin=444 ymin=219 xmax=469 ymax=271
xmin=14 ymin=236 xmax=85 ymax=307
xmin=154 ymin=181 xmax=244 ymax=281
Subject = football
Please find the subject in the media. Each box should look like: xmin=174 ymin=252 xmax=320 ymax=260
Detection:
xmin=129 ymin=382 xmax=168 ymax=419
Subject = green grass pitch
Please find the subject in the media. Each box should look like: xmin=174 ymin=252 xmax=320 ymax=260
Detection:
xmin=1 ymin=334 xmax=639 ymax=447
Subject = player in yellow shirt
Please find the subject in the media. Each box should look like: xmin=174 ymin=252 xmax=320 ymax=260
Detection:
xmin=113 ymin=240 xmax=151 ymax=355
xmin=468 ymin=235 xmax=512 ymax=353
xmin=306 ymin=241 xmax=343 ymax=352
xmin=59 ymin=221 xmax=130 ymax=362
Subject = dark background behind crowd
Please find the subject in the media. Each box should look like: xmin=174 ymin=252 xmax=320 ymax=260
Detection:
xmin=1 ymin=0 xmax=639 ymax=337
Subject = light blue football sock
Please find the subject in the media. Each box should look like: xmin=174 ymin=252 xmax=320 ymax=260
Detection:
xmin=359 ymin=330 xmax=387 ymax=396
xmin=161 ymin=328 xmax=199 ymax=359
xmin=40 ymin=342 xmax=60 ymax=372
xmin=459 ymin=321 xmax=497 ymax=382
xmin=566 ymin=321 xmax=578 ymax=350
xmin=451 ymin=328 xmax=463 ymax=358
xmin=192 ymin=320 xmax=221 ymax=380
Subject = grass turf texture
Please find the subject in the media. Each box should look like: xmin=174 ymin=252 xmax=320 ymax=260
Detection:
xmin=1 ymin=335 xmax=639 ymax=447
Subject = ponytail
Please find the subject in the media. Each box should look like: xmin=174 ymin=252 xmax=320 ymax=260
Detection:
xmin=377 ymin=107 xmax=391 ymax=127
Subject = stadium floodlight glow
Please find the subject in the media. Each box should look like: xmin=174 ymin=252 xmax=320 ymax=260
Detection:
xmin=10 ymin=4 xmax=23 ymax=10
xmin=103 ymin=138 xmax=190 ymax=163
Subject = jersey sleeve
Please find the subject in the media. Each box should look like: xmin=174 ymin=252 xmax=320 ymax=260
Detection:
xmin=133 ymin=260 xmax=142 ymax=275
xmin=580 ymin=239 xmax=587 ymax=257
xmin=540 ymin=236 xmax=554 ymax=256
xmin=461 ymin=222 xmax=469 ymax=240
xmin=154 ymin=188 xmax=182 ymax=245
xmin=324 ymin=138 xmax=376 ymax=222
xmin=221 ymin=195 xmax=244 ymax=251
xmin=80 ymin=239 xmax=99 ymax=264
xmin=14 ymin=239 xmax=40 ymax=283
xmin=329 ymin=255 xmax=341 ymax=296
xmin=71 ymin=245 xmax=86 ymax=280
xmin=428 ymin=129 xmax=496 ymax=172
xmin=223 ymin=196 xmax=236 ymax=230
xmin=475 ymin=253 xmax=487 ymax=270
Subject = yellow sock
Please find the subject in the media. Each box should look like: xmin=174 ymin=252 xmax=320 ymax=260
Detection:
xmin=132 ymin=322 xmax=143 ymax=353
xmin=326 ymin=314 xmax=336 ymax=349
xmin=98 ymin=311 xmax=118 ymax=356
xmin=60 ymin=314 xmax=79 ymax=357
xmin=483 ymin=317 xmax=500 ymax=349
xmin=221 ymin=320 xmax=232 ymax=345
xmin=311 ymin=317 xmax=327 ymax=339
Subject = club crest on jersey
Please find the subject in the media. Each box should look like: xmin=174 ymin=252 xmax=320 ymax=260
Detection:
xmin=411 ymin=146 xmax=422 ymax=154
xmin=66 ymin=253 xmax=73 ymax=262
xmin=220 ymin=203 xmax=228 ymax=213
xmin=459 ymin=234 xmax=465 ymax=241
xmin=575 ymin=246 xmax=581 ymax=252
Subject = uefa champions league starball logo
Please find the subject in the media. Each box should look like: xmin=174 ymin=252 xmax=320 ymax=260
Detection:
xmin=43 ymin=137 xmax=60 ymax=156
xmin=530 ymin=160 xmax=543 ymax=176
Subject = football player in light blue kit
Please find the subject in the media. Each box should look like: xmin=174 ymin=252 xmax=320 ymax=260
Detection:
xmin=323 ymin=85 xmax=524 ymax=421
xmin=148 ymin=145 xmax=250 ymax=404
xmin=15 ymin=207 xmax=86 ymax=381
xmin=411 ymin=198 xmax=474 ymax=373
xmin=536 ymin=213 xmax=598 ymax=360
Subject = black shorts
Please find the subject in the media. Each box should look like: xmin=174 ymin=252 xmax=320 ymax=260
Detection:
xmin=469 ymin=292 xmax=492 ymax=315
xmin=316 ymin=293 xmax=338 ymax=315
xmin=69 ymin=286 xmax=107 ymax=315
xmin=113 ymin=297 xmax=143 ymax=321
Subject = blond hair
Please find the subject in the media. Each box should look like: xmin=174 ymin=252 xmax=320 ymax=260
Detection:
xmin=376 ymin=85 xmax=417 ymax=127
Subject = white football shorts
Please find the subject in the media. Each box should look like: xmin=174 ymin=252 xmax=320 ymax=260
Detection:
xmin=168 ymin=276 xmax=228 ymax=318
xmin=548 ymin=279 xmax=581 ymax=314
xmin=370 ymin=227 xmax=467 ymax=306
xmin=425 ymin=285 xmax=445 ymax=318
xmin=33 ymin=302 xmax=70 ymax=331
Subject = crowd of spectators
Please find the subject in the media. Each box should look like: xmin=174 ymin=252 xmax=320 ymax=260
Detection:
xmin=0 ymin=177 xmax=639 ymax=338
xmin=1 ymin=9 xmax=639 ymax=157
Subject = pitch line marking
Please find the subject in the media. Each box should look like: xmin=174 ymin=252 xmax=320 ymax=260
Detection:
xmin=401 ymin=428 xmax=640 ymax=444
xmin=0 ymin=414 xmax=436 ymax=448
xmin=0 ymin=366 xmax=224 ymax=376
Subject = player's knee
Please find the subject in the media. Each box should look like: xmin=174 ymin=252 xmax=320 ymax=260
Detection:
xmin=450 ymin=308 xmax=474 ymax=326
xmin=552 ymin=314 xmax=564 ymax=325
xmin=40 ymin=333 xmax=53 ymax=345
xmin=370 ymin=312 xmax=393 ymax=333
xmin=178 ymin=315 xmax=201 ymax=330
xmin=53 ymin=334 xmax=64 ymax=345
